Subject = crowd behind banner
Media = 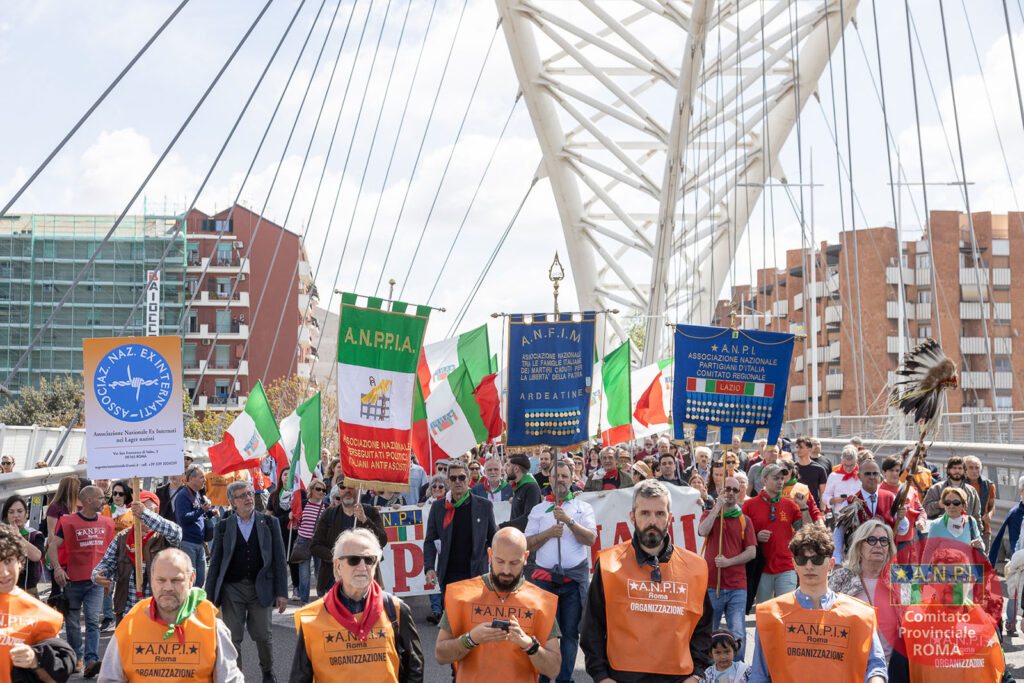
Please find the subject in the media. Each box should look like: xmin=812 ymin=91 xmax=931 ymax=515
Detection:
xmin=0 ymin=433 xmax=1015 ymax=682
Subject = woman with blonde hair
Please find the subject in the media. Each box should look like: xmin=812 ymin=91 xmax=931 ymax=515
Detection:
xmin=926 ymin=486 xmax=983 ymax=550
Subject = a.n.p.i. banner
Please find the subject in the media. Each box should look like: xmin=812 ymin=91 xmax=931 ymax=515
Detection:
xmin=673 ymin=324 xmax=795 ymax=446
xmin=506 ymin=312 xmax=596 ymax=449
xmin=336 ymin=294 xmax=431 ymax=491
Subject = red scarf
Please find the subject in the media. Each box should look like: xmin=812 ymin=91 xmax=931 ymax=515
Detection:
xmin=149 ymin=596 xmax=186 ymax=644
xmin=601 ymin=468 xmax=620 ymax=490
xmin=443 ymin=491 xmax=471 ymax=529
xmin=841 ymin=466 xmax=859 ymax=480
xmin=323 ymin=581 xmax=383 ymax=642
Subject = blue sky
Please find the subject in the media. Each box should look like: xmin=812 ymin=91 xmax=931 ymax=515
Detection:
xmin=1 ymin=0 xmax=1022 ymax=347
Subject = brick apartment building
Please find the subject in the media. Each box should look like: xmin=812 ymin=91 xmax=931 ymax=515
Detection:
xmin=183 ymin=204 xmax=318 ymax=412
xmin=713 ymin=211 xmax=1021 ymax=418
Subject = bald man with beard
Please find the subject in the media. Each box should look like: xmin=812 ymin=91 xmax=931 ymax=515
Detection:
xmin=436 ymin=528 xmax=562 ymax=681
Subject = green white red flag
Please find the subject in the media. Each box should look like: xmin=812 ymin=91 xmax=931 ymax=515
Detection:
xmin=337 ymin=294 xmax=430 ymax=491
xmin=416 ymin=324 xmax=490 ymax=398
xmin=633 ymin=358 xmax=673 ymax=437
xmin=593 ymin=341 xmax=632 ymax=447
xmin=208 ymin=380 xmax=287 ymax=475
xmin=424 ymin=364 xmax=490 ymax=459
xmin=282 ymin=392 xmax=321 ymax=491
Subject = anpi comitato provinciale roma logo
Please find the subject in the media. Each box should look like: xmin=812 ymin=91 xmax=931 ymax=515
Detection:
xmin=873 ymin=537 xmax=1004 ymax=677
xmin=93 ymin=343 xmax=173 ymax=422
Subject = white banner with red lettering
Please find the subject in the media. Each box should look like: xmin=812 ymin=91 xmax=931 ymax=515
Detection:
xmin=379 ymin=484 xmax=704 ymax=597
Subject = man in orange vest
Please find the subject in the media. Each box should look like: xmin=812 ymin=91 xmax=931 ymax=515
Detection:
xmin=290 ymin=527 xmax=423 ymax=681
xmin=580 ymin=479 xmax=712 ymax=682
xmin=435 ymin=527 xmax=561 ymax=681
xmin=748 ymin=524 xmax=886 ymax=682
xmin=0 ymin=523 xmax=75 ymax=683
xmin=97 ymin=547 xmax=243 ymax=681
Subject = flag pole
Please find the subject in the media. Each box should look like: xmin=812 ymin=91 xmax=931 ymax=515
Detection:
xmin=716 ymin=506 xmax=724 ymax=599
xmin=132 ymin=477 xmax=144 ymax=598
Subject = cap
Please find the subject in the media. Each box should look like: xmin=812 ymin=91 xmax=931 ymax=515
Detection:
xmin=138 ymin=490 xmax=159 ymax=506
xmin=508 ymin=454 xmax=532 ymax=472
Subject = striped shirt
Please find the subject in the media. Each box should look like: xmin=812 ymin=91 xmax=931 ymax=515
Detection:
xmin=297 ymin=499 xmax=327 ymax=539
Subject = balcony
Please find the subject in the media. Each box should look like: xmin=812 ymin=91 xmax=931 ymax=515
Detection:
xmin=888 ymin=336 xmax=928 ymax=355
xmin=916 ymin=302 xmax=931 ymax=320
xmin=194 ymin=394 xmax=247 ymax=411
xmin=773 ymin=300 xmax=788 ymax=317
xmin=826 ymin=340 xmax=841 ymax=362
xmin=994 ymin=302 xmax=1011 ymax=321
xmin=804 ymin=281 xmax=825 ymax=300
xmin=960 ymin=268 xmax=989 ymax=286
xmin=790 ymin=384 xmax=807 ymax=402
xmin=961 ymin=371 xmax=1014 ymax=390
xmin=825 ymin=305 xmax=842 ymax=325
xmin=202 ymin=360 xmax=248 ymax=376
xmin=916 ymin=268 xmax=931 ymax=286
xmin=298 ymin=325 xmax=312 ymax=349
xmin=960 ymin=302 xmax=989 ymax=319
xmin=184 ymin=322 xmax=250 ymax=340
xmin=298 ymin=293 xmax=314 ymax=314
xmin=795 ymin=354 xmax=804 ymax=372
xmin=826 ymin=374 xmax=844 ymax=392
xmin=191 ymin=290 xmax=249 ymax=307
xmin=297 ymin=363 xmax=311 ymax=379
xmin=299 ymin=261 xmax=313 ymax=285
xmin=186 ymin=256 xmax=250 ymax=275
xmin=825 ymin=271 xmax=840 ymax=295
xmin=885 ymin=266 xmax=914 ymax=286
xmin=993 ymin=268 xmax=1011 ymax=288
xmin=886 ymin=301 xmax=914 ymax=319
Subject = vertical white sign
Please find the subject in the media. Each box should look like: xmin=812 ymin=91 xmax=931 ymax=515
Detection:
xmin=145 ymin=270 xmax=160 ymax=336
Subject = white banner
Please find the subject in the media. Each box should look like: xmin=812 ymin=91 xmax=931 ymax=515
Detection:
xmin=379 ymin=485 xmax=704 ymax=597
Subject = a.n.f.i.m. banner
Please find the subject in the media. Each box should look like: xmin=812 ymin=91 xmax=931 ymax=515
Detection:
xmin=506 ymin=312 xmax=596 ymax=450
xmin=672 ymin=324 xmax=795 ymax=446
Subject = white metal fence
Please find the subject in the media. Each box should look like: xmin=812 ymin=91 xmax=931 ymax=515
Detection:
xmin=783 ymin=412 xmax=1024 ymax=444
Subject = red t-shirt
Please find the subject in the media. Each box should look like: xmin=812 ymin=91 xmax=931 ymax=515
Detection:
xmin=879 ymin=481 xmax=922 ymax=543
xmin=700 ymin=510 xmax=757 ymax=589
xmin=741 ymin=493 xmax=801 ymax=574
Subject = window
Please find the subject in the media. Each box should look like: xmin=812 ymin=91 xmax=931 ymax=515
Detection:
xmin=917 ymin=290 xmax=931 ymax=304
xmin=202 ymin=219 xmax=233 ymax=233
xmin=995 ymin=394 xmax=1013 ymax=410
xmin=183 ymin=344 xmax=197 ymax=368
xmin=214 ymin=379 xmax=230 ymax=399
xmin=188 ymin=311 xmax=198 ymax=333
xmin=992 ymin=239 xmax=1010 ymax=256
xmin=186 ymin=243 xmax=200 ymax=265
xmin=916 ymin=253 xmax=930 ymax=271
xmin=216 ymin=243 xmax=232 ymax=265
xmin=215 ymin=309 xmax=231 ymax=333
xmin=185 ymin=379 xmax=197 ymax=400
xmin=919 ymin=326 xmax=932 ymax=338
xmin=995 ymin=357 xmax=1012 ymax=372
xmin=214 ymin=344 xmax=230 ymax=368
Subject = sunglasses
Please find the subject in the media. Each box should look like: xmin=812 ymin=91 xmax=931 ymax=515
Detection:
xmin=0 ymin=461 xmax=13 ymax=466
xmin=332 ymin=496 xmax=342 ymax=502
xmin=312 ymin=487 xmax=326 ymax=493
xmin=112 ymin=491 xmax=126 ymax=497
xmin=449 ymin=474 xmax=467 ymax=482
xmin=340 ymin=555 xmax=378 ymax=567
xmin=861 ymin=471 xmax=881 ymax=477
xmin=723 ymin=486 xmax=741 ymax=493
xmin=234 ymin=491 xmax=254 ymax=499
xmin=431 ymin=484 xmax=446 ymax=489
xmin=794 ymin=554 xmax=828 ymax=566
xmin=863 ymin=537 xmax=888 ymax=546
xmin=942 ymin=499 xmax=963 ymax=507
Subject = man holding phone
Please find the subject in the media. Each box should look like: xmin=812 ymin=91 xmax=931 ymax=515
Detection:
xmin=436 ymin=527 xmax=561 ymax=681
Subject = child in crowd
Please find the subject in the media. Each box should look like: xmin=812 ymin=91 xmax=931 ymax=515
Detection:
xmin=703 ymin=630 xmax=750 ymax=683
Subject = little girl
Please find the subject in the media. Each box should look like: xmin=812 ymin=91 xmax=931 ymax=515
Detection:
xmin=703 ymin=630 xmax=750 ymax=683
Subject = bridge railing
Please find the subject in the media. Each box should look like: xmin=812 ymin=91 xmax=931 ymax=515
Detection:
xmin=783 ymin=411 xmax=1024 ymax=444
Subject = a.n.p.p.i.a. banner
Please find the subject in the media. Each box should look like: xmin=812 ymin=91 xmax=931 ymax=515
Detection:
xmin=506 ymin=312 xmax=596 ymax=449
xmin=336 ymin=294 xmax=431 ymax=491
xmin=672 ymin=324 xmax=795 ymax=446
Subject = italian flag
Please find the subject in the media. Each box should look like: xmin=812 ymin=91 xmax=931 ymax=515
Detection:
xmin=208 ymin=380 xmax=287 ymax=475
xmin=593 ymin=341 xmax=632 ymax=447
xmin=282 ymin=393 xmax=321 ymax=491
xmin=416 ymin=324 xmax=490 ymax=398
xmin=424 ymin=364 xmax=490 ymax=459
xmin=633 ymin=358 xmax=673 ymax=432
xmin=411 ymin=380 xmax=453 ymax=474
xmin=337 ymin=295 xmax=430 ymax=491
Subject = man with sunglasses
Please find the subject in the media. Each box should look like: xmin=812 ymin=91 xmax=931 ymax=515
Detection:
xmin=581 ymin=479 xmax=713 ymax=683
xmin=0 ymin=457 xmax=14 ymax=473
xmin=206 ymin=480 xmax=289 ymax=683
xmin=834 ymin=460 xmax=909 ymax=559
xmin=698 ymin=476 xmax=756 ymax=662
xmin=471 ymin=457 xmax=513 ymax=503
xmin=310 ymin=483 xmax=387 ymax=599
xmin=741 ymin=463 xmax=811 ymax=605
xmin=291 ymin=528 xmax=424 ymax=682
xmin=424 ymin=462 xmax=497 ymax=625
xmin=749 ymin=524 xmax=886 ymax=683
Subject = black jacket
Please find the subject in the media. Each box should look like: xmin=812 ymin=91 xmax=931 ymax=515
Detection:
xmin=502 ymin=479 xmax=542 ymax=532
xmin=11 ymin=637 xmax=76 ymax=683
xmin=205 ymin=511 xmax=289 ymax=608
xmin=309 ymin=504 xmax=388 ymax=595
xmin=155 ymin=482 xmax=181 ymax=522
xmin=423 ymin=495 xmax=496 ymax=587
xmin=580 ymin=532 xmax=713 ymax=682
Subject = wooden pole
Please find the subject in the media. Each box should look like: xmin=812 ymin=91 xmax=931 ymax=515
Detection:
xmin=132 ymin=477 xmax=144 ymax=596
xmin=716 ymin=506 xmax=724 ymax=598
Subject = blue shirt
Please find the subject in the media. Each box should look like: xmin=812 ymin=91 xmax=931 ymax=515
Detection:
xmin=748 ymin=589 xmax=887 ymax=682
xmin=236 ymin=512 xmax=256 ymax=541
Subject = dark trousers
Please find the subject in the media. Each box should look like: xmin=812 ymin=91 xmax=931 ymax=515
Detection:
xmin=220 ymin=579 xmax=274 ymax=675
xmin=531 ymin=576 xmax=583 ymax=683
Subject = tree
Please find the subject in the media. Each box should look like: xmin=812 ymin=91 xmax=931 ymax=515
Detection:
xmin=0 ymin=376 xmax=84 ymax=427
xmin=628 ymin=319 xmax=645 ymax=355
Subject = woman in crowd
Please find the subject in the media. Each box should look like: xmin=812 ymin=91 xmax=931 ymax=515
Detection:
xmin=420 ymin=475 xmax=447 ymax=505
xmin=690 ymin=472 xmax=713 ymax=510
xmin=708 ymin=461 xmax=725 ymax=501
xmin=586 ymin=446 xmax=601 ymax=474
xmin=2 ymin=495 xmax=45 ymax=595
xmin=724 ymin=452 xmax=740 ymax=477
xmin=571 ymin=455 xmax=587 ymax=489
xmin=926 ymin=486 xmax=984 ymax=550
xmin=293 ymin=479 xmax=329 ymax=604
xmin=631 ymin=460 xmax=652 ymax=482
xmin=45 ymin=476 xmax=79 ymax=563
xmin=104 ymin=480 xmax=134 ymax=534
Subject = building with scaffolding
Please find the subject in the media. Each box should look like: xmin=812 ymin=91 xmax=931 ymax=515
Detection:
xmin=0 ymin=211 xmax=187 ymax=396
xmin=714 ymin=210 xmax=1022 ymax=420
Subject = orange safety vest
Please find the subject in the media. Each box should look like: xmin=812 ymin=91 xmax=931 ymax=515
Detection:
xmin=115 ymin=597 xmax=219 ymax=682
xmin=599 ymin=541 xmax=708 ymax=676
xmin=294 ymin=597 xmax=400 ymax=682
xmin=444 ymin=576 xmax=558 ymax=682
xmin=755 ymin=591 xmax=875 ymax=683
xmin=902 ymin=604 xmax=1004 ymax=683
xmin=0 ymin=587 xmax=64 ymax=683
xmin=205 ymin=471 xmax=237 ymax=508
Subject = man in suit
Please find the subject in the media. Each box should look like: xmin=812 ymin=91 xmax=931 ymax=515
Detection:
xmin=424 ymin=461 xmax=497 ymax=624
xmin=206 ymin=479 xmax=288 ymax=683
xmin=832 ymin=458 xmax=909 ymax=562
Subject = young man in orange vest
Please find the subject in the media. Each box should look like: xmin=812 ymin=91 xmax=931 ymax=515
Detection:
xmin=748 ymin=524 xmax=886 ymax=682
xmin=436 ymin=527 xmax=562 ymax=681
xmin=46 ymin=484 xmax=114 ymax=677
xmin=580 ymin=479 xmax=713 ymax=682
xmin=0 ymin=523 xmax=74 ymax=683
xmin=291 ymin=527 xmax=423 ymax=681
xmin=98 ymin=547 xmax=243 ymax=681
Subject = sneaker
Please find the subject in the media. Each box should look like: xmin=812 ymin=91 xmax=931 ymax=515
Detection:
xmin=75 ymin=660 xmax=83 ymax=674
xmin=83 ymin=661 xmax=101 ymax=678
xmin=100 ymin=616 xmax=114 ymax=631
xmin=426 ymin=612 xmax=441 ymax=625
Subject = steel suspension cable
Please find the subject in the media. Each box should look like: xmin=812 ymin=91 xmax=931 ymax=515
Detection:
xmin=1 ymin=0 xmax=275 ymax=394
xmin=1 ymin=0 xmax=191 ymax=217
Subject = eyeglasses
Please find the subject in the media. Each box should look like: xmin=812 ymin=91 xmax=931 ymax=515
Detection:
xmin=448 ymin=474 xmax=467 ymax=482
xmin=112 ymin=491 xmax=126 ymax=497
xmin=863 ymin=537 xmax=888 ymax=547
xmin=861 ymin=471 xmax=881 ymax=477
xmin=311 ymin=487 xmax=326 ymax=493
xmin=723 ymin=486 xmax=741 ymax=493
xmin=332 ymin=496 xmax=342 ymax=502
xmin=431 ymin=484 xmax=446 ymax=489
xmin=340 ymin=555 xmax=378 ymax=567
xmin=0 ymin=461 xmax=13 ymax=466
xmin=793 ymin=554 xmax=828 ymax=566
xmin=233 ymin=491 xmax=254 ymax=500
xmin=942 ymin=499 xmax=964 ymax=507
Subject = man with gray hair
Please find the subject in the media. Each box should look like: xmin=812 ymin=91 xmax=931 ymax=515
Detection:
xmin=584 ymin=447 xmax=635 ymax=492
xmin=580 ymin=480 xmax=712 ymax=681
xmin=206 ymin=480 xmax=288 ymax=683
xmin=290 ymin=528 xmax=424 ymax=681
